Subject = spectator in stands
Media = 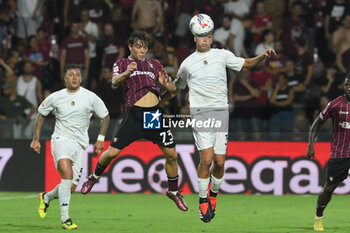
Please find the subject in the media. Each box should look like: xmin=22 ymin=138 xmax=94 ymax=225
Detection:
xmin=224 ymin=0 xmax=249 ymax=57
xmin=232 ymin=70 xmax=261 ymax=140
xmin=95 ymin=66 xmax=124 ymax=119
xmin=265 ymin=40 xmax=289 ymax=82
xmin=277 ymin=1 xmax=307 ymax=59
xmin=324 ymin=0 xmax=349 ymax=40
xmin=63 ymin=0 xmax=87 ymax=28
xmin=333 ymin=14 xmax=350 ymax=73
xmin=214 ymin=15 xmax=235 ymax=52
xmin=250 ymin=0 xmax=272 ymax=53
xmin=264 ymin=0 xmax=285 ymax=34
xmin=23 ymin=35 xmax=50 ymax=80
xmin=60 ymin=21 xmax=89 ymax=85
xmin=294 ymin=37 xmax=314 ymax=87
xmin=131 ymin=0 xmax=164 ymax=36
xmin=174 ymin=0 xmax=194 ymax=39
xmin=79 ymin=9 xmax=99 ymax=87
xmin=0 ymin=81 xmax=35 ymax=120
xmin=255 ymin=29 xmax=274 ymax=56
xmin=16 ymin=0 xmax=44 ymax=38
xmin=111 ymin=4 xmax=129 ymax=41
xmin=269 ymin=73 xmax=295 ymax=139
xmin=101 ymin=23 xmax=125 ymax=69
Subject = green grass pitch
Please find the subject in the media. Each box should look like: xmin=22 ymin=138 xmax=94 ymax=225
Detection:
xmin=0 ymin=192 xmax=349 ymax=233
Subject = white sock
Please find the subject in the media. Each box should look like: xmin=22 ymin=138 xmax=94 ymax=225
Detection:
xmin=198 ymin=177 xmax=210 ymax=198
xmin=59 ymin=179 xmax=72 ymax=222
xmin=45 ymin=184 xmax=60 ymax=204
xmin=211 ymin=174 xmax=222 ymax=193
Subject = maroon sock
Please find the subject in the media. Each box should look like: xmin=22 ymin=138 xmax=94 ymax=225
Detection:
xmin=316 ymin=203 xmax=326 ymax=217
xmin=167 ymin=176 xmax=179 ymax=192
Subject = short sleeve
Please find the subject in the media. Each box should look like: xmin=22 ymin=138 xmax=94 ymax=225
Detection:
xmin=320 ymin=101 xmax=333 ymax=121
xmin=222 ymin=50 xmax=245 ymax=72
xmin=92 ymin=94 xmax=109 ymax=118
xmin=112 ymin=59 xmax=124 ymax=76
xmin=175 ymin=63 xmax=189 ymax=89
xmin=38 ymin=94 xmax=55 ymax=116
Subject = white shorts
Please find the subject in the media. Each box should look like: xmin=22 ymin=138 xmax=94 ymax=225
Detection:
xmin=51 ymin=140 xmax=85 ymax=185
xmin=191 ymin=109 xmax=229 ymax=154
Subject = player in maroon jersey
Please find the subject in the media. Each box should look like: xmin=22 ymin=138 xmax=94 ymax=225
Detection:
xmin=81 ymin=31 xmax=188 ymax=212
xmin=307 ymin=74 xmax=350 ymax=231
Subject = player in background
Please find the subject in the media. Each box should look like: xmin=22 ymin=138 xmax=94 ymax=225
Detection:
xmin=307 ymin=74 xmax=350 ymax=231
xmin=160 ymin=14 xmax=275 ymax=222
xmin=81 ymin=31 xmax=188 ymax=212
xmin=30 ymin=64 xmax=110 ymax=229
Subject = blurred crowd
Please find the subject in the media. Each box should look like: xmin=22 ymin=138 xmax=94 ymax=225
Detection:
xmin=0 ymin=0 xmax=346 ymax=141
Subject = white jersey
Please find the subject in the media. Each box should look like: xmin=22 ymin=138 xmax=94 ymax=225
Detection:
xmin=175 ymin=48 xmax=244 ymax=108
xmin=17 ymin=75 xmax=38 ymax=118
xmin=38 ymin=87 xmax=108 ymax=149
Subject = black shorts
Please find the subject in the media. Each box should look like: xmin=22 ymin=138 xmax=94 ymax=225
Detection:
xmin=110 ymin=105 xmax=175 ymax=150
xmin=326 ymin=158 xmax=350 ymax=184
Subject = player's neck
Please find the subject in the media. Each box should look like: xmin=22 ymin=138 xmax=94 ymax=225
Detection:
xmin=196 ymin=48 xmax=211 ymax=53
xmin=344 ymin=94 xmax=350 ymax=103
xmin=67 ymin=86 xmax=80 ymax=93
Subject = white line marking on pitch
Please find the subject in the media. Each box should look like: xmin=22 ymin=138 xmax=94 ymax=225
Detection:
xmin=0 ymin=194 xmax=37 ymax=200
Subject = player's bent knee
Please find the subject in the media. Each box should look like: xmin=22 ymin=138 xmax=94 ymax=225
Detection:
xmin=214 ymin=159 xmax=225 ymax=169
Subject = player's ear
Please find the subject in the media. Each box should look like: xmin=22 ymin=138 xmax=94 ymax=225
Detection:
xmin=194 ymin=37 xmax=197 ymax=43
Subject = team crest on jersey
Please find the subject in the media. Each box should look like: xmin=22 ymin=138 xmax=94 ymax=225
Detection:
xmin=71 ymin=101 xmax=75 ymax=106
xmin=203 ymin=60 xmax=208 ymax=65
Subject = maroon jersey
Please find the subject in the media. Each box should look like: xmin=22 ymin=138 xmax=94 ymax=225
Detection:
xmin=61 ymin=35 xmax=89 ymax=64
xmin=112 ymin=56 xmax=163 ymax=109
xmin=321 ymin=95 xmax=350 ymax=158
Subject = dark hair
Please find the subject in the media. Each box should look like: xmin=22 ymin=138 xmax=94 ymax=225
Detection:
xmin=128 ymin=30 xmax=151 ymax=47
xmin=260 ymin=29 xmax=272 ymax=42
xmin=64 ymin=64 xmax=83 ymax=75
xmin=291 ymin=1 xmax=302 ymax=8
xmin=294 ymin=37 xmax=306 ymax=47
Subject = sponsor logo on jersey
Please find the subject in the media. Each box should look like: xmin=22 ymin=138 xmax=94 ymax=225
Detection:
xmin=130 ymin=71 xmax=156 ymax=79
xmin=339 ymin=122 xmax=350 ymax=129
xmin=339 ymin=111 xmax=349 ymax=114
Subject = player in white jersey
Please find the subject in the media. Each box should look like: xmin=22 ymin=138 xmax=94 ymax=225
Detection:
xmin=160 ymin=15 xmax=275 ymax=223
xmin=30 ymin=64 xmax=110 ymax=229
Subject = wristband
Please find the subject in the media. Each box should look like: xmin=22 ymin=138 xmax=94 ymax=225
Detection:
xmin=97 ymin=135 xmax=105 ymax=141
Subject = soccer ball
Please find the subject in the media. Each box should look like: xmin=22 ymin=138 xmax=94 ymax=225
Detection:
xmin=189 ymin=14 xmax=214 ymax=37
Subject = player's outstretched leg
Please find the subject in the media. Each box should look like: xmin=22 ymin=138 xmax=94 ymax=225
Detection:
xmin=38 ymin=192 xmax=49 ymax=219
xmin=81 ymin=174 xmax=99 ymax=194
xmin=82 ymin=147 xmax=120 ymax=194
xmin=166 ymin=188 xmax=188 ymax=211
xmin=61 ymin=218 xmax=78 ymax=230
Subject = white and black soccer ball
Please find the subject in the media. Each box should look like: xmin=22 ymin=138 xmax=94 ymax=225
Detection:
xmin=189 ymin=13 xmax=214 ymax=37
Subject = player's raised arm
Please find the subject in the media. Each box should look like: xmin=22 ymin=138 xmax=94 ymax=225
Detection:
xmin=112 ymin=62 xmax=137 ymax=87
xmin=307 ymin=115 xmax=325 ymax=159
xmin=30 ymin=113 xmax=45 ymax=154
xmin=243 ymin=48 xmax=276 ymax=69
xmin=94 ymin=114 xmax=110 ymax=154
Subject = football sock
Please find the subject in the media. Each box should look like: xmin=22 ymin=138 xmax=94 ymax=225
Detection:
xmin=209 ymin=190 xmax=217 ymax=198
xmin=199 ymin=197 xmax=208 ymax=204
xmin=210 ymin=174 xmax=222 ymax=196
xmin=316 ymin=202 xmax=326 ymax=217
xmin=59 ymin=179 xmax=72 ymax=222
xmin=45 ymin=184 xmax=60 ymax=204
xmin=198 ymin=177 xmax=210 ymax=198
xmin=167 ymin=175 xmax=179 ymax=194
xmin=94 ymin=162 xmax=107 ymax=177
